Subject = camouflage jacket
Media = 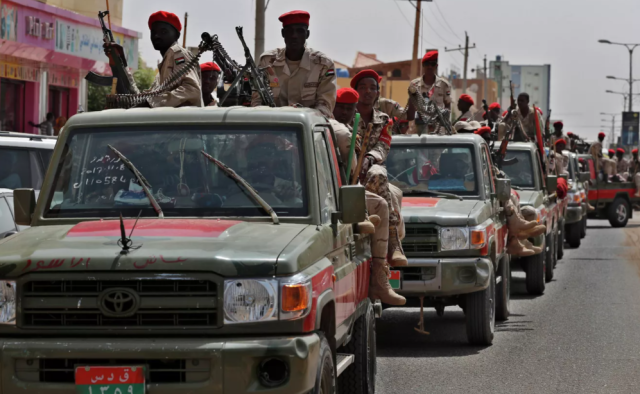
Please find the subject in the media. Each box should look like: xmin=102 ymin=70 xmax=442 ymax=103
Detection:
xmin=355 ymin=109 xmax=392 ymax=165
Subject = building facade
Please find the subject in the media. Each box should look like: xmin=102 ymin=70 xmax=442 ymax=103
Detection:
xmin=0 ymin=0 xmax=139 ymax=133
xmin=490 ymin=56 xmax=551 ymax=117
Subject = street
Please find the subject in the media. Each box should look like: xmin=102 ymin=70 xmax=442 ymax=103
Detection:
xmin=376 ymin=218 xmax=640 ymax=394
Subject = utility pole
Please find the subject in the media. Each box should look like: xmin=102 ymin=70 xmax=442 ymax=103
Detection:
xmin=445 ymin=31 xmax=476 ymax=92
xmin=255 ymin=0 xmax=266 ymax=58
xmin=483 ymin=55 xmax=487 ymax=102
xmin=409 ymin=0 xmax=422 ymax=80
xmin=598 ymin=39 xmax=639 ymax=112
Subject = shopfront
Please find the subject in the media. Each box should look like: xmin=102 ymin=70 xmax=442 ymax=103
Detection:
xmin=0 ymin=0 xmax=140 ymax=133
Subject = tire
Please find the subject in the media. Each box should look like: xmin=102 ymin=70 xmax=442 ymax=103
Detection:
xmin=465 ymin=270 xmax=495 ymax=346
xmin=580 ymin=216 xmax=587 ymax=238
xmin=495 ymin=255 xmax=510 ymax=321
xmin=557 ymin=223 xmax=565 ymax=260
xmin=524 ymin=238 xmax=546 ymax=295
xmin=608 ymin=198 xmax=630 ymax=228
xmin=545 ymin=232 xmax=555 ymax=282
xmin=566 ymin=222 xmax=581 ymax=248
xmin=338 ymin=303 xmax=376 ymax=394
xmin=312 ymin=333 xmax=336 ymax=394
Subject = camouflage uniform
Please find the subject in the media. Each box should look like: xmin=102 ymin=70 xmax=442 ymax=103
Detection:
xmin=408 ymin=75 xmax=452 ymax=135
xmin=125 ymin=42 xmax=203 ymax=108
xmin=631 ymin=159 xmax=640 ymax=196
xmin=514 ymin=107 xmax=544 ymax=141
xmin=251 ymin=47 xmax=337 ymax=118
xmin=377 ymin=97 xmax=407 ymax=120
xmin=617 ymin=157 xmax=630 ymax=177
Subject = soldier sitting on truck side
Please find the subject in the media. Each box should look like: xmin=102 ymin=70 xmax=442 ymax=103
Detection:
xmin=615 ymin=148 xmax=630 ymax=181
xmin=630 ymin=149 xmax=640 ymax=197
xmin=332 ymin=87 xmax=406 ymax=306
xmin=103 ymin=11 xmax=203 ymax=108
xmin=590 ymin=132 xmax=616 ymax=182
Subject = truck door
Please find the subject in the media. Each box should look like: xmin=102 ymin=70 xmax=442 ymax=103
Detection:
xmin=313 ymin=130 xmax=358 ymax=334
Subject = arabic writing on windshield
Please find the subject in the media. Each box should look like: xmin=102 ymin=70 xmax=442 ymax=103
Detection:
xmin=46 ymin=128 xmax=307 ymax=218
xmin=387 ymin=145 xmax=477 ymax=196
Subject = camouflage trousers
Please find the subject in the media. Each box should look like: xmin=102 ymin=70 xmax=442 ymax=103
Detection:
xmin=366 ymin=191 xmax=389 ymax=260
xmin=365 ymin=165 xmax=399 ymax=227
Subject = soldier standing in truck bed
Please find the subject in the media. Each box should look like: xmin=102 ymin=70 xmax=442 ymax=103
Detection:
xmin=103 ymin=11 xmax=202 ymax=108
xmin=251 ymin=10 xmax=337 ymax=118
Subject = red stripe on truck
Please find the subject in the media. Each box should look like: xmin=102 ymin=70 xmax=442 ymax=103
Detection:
xmin=67 ymin=219 xmax=242 ymax=238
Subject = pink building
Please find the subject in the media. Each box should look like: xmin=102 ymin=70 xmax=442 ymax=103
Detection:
xmin=0 ymin=0 xmax=140 ymax=133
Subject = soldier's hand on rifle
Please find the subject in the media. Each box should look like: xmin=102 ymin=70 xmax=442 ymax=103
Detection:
xmin=103 ymin=39 xmax=125 ymax=67
xmin=359 ymin=156 xmax=375 ymax=183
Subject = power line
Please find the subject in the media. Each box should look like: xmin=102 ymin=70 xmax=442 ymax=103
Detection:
xmin=422 ymin=10 xmax=457 ymax=46
xmin=393 ymin=1 xmax=416 ymax=34
xmin=433 ymin=0 xmax=462 ymax=40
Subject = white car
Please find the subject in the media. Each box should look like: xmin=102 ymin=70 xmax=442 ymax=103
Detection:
xmin=0 ymin=132 xmax=56 ymax=190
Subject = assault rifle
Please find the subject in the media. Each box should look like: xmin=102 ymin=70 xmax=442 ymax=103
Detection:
xmin=84 ymin=10 xmax=133 ymax=94
xmin=544 ymin=109 xmax=552 ymax=141
xmin=218 ymin=27 xmax=276 ymax=107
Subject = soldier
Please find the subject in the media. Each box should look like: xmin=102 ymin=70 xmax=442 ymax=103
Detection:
xmin=352 ymin=70 xmax=408 ymax=267
xmin=551 ymin=121 xmax=569 ymax=147
xmin=474 ymin=126 xmax=492 ymax=144
xmin=590 ymin=132 xmax=615 ymax=181
xmin=332 ymin=87 xmax=406 ymax=305
xmin=456 ymin=94 xmax=475 ymax=122
xmin=552 ymin=139 xmax=569 ymax=175
xmin=251 ymin=10 xmax=337 ymax=118
xmin=616 ymin=148 xmax=630 ymax=178
xmin=508 ymin=92 xmax=543 ymax=141
xmin=408 ymin=50 xmax=452 ymax=135
xmin=608 ymin=149 xmax=616 ymax=160
xmin=630 ymin=149 xmax=640 ymax=197
xmin=104 ymin=11 xmax=203 ymax=107
xmin=200 ymin=62 xmax=221 ymax=107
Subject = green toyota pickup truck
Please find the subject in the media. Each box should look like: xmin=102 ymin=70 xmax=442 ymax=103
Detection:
xmin=500 ymin=143 xmax=559 ymax=294
xmin=386 ymin=134 xmax=512 ymax=346
xmin=0 ymin=107 xmax=378 ymax=394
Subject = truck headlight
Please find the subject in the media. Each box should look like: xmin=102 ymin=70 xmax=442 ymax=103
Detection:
xmin=441 ymin=227 xmax=469 ymax=250
xmin=0 ymin=281 xmax=16 ymax=325
xmin=223 ymin=279 xmax=277 ymax=324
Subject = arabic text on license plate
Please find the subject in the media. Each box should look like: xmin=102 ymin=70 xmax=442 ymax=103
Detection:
xmin=75 ymin=366 xmax=145 ymax=394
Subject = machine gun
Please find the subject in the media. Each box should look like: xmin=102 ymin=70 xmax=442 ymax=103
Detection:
xmin=408 ymin=75 xmax=453 ymax=135
xmin=218 ymin=27 xmax=276 ymax=108
xmin=84 ymin=10 xmax=133 ymax=94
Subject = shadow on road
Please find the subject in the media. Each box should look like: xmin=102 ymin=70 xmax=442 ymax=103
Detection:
xmin=587 ymin=224 xmax=640 ymax=229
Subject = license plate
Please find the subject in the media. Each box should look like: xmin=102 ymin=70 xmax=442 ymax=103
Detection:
xmin=75 ymin=366 xmax=145 ymax=394
xmin=389 ymin=270 xmax=402 ymax=289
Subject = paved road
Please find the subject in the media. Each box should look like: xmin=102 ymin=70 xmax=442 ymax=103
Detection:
xmin=376 ymin=218 xmax=640 ymax=394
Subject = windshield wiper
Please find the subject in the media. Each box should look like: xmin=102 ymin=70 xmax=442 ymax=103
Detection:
xmin=405 ymin=189 xmax=463 ymax=201
xmin=200 ymin=151 xmax=279 ymax=225
xmin=107 ymin=145 xmax=164 ymax=218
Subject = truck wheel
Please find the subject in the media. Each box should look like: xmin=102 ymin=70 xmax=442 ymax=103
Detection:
xmin=608 ymin=198 xmax=630 ymax=228
xmin=338 ymin=303 xmax=376 ymax=394
xmin=566 ymin=222 xmax=581 ymax=248
xmin=545 ymin=232 xmax=555 ymax=282
xmin=312 ymin=333 xmax=336 ymax=394
xmin=524 ymin=238 xmax=546 ymax=295
xmin=465 ymin=270 xmax=495 ymax=346
xmin=580 ymin=216 xmax=587 ymax=238
xmin=557 ymin=224 xmax=565 ymax=260
xmin=495 ymin=256 xmax=510 ymax=321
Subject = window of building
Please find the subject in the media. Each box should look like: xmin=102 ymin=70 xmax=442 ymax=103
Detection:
xmin=0 ymin=79 xmax=25 ymax=132
xmin=392 ymin=69 xmax=402 ymax=78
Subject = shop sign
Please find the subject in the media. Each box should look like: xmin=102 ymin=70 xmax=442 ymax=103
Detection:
xmin=48 ymin=69 xmax=78 ymax=88
xmin=0 ymin=61 xmax=40 ymax=82
xmin=0 ymin=2 xmax=19 ymax=41
xmin=26 ymin=16 xmax=54 ymax=40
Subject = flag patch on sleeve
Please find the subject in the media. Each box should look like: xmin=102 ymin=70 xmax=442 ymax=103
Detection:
xmin=175 ymin=56 xmax=185 ymax=65
xmin=325 ymin=69 xmax=335 ymax=77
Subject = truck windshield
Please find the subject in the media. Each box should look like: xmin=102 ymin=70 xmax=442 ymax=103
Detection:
xmin=44 ymin=127 xmax=307 ymax=218
xmin=502 ymin=151 xmax=535 ymax=188
xmin=387 ymin=145 xmax=477 ymax=196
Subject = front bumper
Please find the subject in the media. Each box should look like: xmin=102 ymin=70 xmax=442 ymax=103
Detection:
xmin=395 ymin=257 xmax=492 ymax=297
xmin=565 ymin=205 xmax=583 ymax=224
xmin=0 ymin=335 xmax=320 ymax=394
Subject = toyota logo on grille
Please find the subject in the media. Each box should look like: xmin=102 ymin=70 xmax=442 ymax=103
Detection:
xmin=98 ymin=288 xmax=140 ymax=317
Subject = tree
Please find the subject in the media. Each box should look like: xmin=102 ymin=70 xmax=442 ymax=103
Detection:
xmin=87 ymin=54 xmax=156 ymax=111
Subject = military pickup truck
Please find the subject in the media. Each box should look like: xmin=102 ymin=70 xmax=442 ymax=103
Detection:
xmin=386 ymin=134 xmax=511 ymax=346
xmin=579 ymin=153 xmax=639 ymax=228
xmin=563 ymin=151 xmax=590 ymax=248
xmin=500 ymin=143 xmax=559 ymax=294
xmin=0 ymin=107 xmax=378 ymax=394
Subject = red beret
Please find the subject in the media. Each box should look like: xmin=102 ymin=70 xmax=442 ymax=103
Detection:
xmin=489 ymin=102 xmax=501 ymax=110
xmin=148 ymin=11 xmax=182 ymax=32
xmin=598 ymin=132 xmax=606 ymax=138
xmin=200 ymin=62 xmax=221 ymax=72
xmin=617 ymin=148 xmax=625 ymax=154
xmin=553 ymin=121 xmax=563 ymax=127
xmin=474 ymin=126 xmax=491 ymax=136
xmin=567 ymin=132 xmax=574 ymax=136
xmin=554 ymin=138 xmax=567 ymax=146
xmin=608 ymin=149 xmax=615 ymax=155
xmin=502 ymin=110 xmax=509 ymax=117
xmin=557 ymin=178 xmax=568 ymax=199
xmin=279 ymin=10 xmax=310 ymax=27
xmin=336 ymin=87 xmax=359 ymax=104
xmin=459 ymin=94 xmax=474 ymax=105
xmin=633 ymin=148 xmax=638 ymax=154
xmin=422 ymin=50 xmax=438 ymax=64
xmin=350 ymin=69 xmax=381 ymax=89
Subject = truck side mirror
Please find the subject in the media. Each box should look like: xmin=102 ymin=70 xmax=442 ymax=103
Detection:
xmin=14 ymin=188 xmax=36 ymax=227
xmin=559 ymin=174 xmax=568 ymax=182
xmin=579 ymin=172 xmax=590 ymax=182
xmin=338 ymin=185 xmax=366 ymax=224
xmin=545 ymin=175 xmax=558 ymax=194
xmin=495 ymin=179 xmax=511 ymax=202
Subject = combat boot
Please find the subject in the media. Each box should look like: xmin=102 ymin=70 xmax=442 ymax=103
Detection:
xmin=369 ymin=258 xmax=406 ymax=306
xmin=388 ymin=226 xmax=408 ymax=267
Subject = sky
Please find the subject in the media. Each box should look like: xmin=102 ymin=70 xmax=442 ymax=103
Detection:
xmin=123 ymin=0 xmax=640 ymax=141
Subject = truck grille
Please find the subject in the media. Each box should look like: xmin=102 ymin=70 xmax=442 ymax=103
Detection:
xmin=399 ymin=267 xmax=437 ymax=281
xmin=15 ymin=358 xmax=210 ymax=384
xmin=402 ymin=225 xmax=439 ymax=255
xmin=20 ymin=278 xmax=218 ymax=329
